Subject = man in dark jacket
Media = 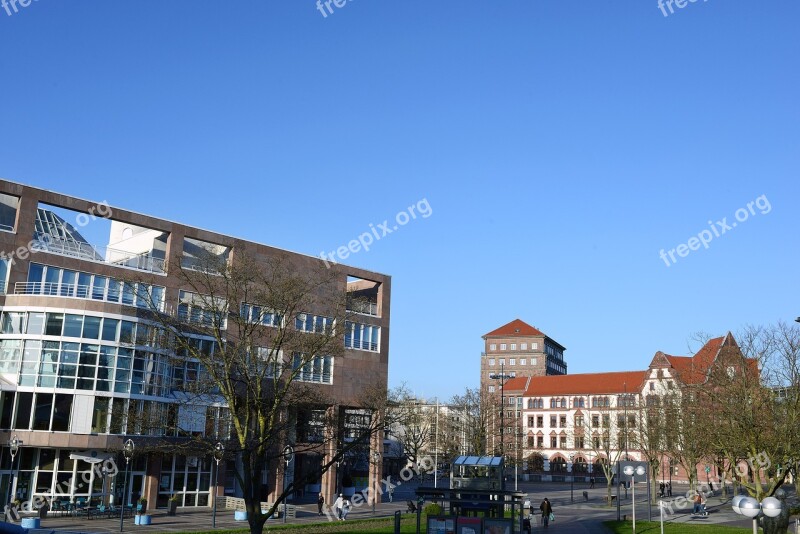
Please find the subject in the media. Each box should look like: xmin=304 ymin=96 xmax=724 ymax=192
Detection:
xmin=540 ymin=497 xmax=553 ymax=527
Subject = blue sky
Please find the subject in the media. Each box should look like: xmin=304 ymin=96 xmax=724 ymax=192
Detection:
xmin=1 ymin=1 xmax=798 ymax=400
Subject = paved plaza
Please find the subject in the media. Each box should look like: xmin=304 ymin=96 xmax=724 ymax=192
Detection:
xmin=9 ymin=480 xmax=786 ymax=534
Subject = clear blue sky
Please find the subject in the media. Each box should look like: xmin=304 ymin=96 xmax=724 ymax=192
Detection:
xmin=1 ymin=1 xmax=798 ymax=400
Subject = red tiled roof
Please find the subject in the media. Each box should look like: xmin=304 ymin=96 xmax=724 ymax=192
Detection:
xmin=483 ymin=319 xmax=545 ymax=338
xmin=499 ymin=376 xmax=529 ymax=392
xmin=665 ymin=336 xmax=725 ymax=384
xmin=524 ymin=370 xmax=646 ymax=396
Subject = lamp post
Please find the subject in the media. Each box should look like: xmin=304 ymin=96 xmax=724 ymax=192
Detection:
xmin=570 ymin=454 xmax=575 ymax=503
xmin=282 ymin=445 xmax=294 ymax=524
xmin=119 ymin=439 xmax=134 ymax=533
xmin=8 ymin=435 xmax=20 ymax=507
xmin=623 ymin=464 xmax=646 ymax=534
xmin=489 ymin=364 xmax=515 ymax=489
xmin=733 ymin=494 xmax=783 ymax=534
xmin=212 ymin=442 xmax=224 ymax=529
xmin=371 ymin=451 xmax=381 ymax=516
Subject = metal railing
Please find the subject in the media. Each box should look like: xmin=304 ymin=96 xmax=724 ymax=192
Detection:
xmin=13 ymin=281 xmax=164 ymax=311
xmin=31 ymin=233 xmax=166 ymax=274
xmin=346 ymin=299 xmax=379 ymax=316
xmin=344 ymin=337 xmax=379 ymax=352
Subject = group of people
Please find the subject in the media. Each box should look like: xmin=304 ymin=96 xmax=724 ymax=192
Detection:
xmin=658 ymin=481 xmax=673 ymax=497
xmin=523 ymin=497 xmax=554 ymax=530
xmin=316 ymin=493 xmax=351 ymax=520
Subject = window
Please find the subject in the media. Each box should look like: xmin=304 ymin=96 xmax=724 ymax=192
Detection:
xmin=499 ymin=359 xmax=505 ymax=366
xmin=667 ymin=381 xmax=674 ymax=389
xmin=650 ymin=382 xmax=655 ymax=391
xmin=510 ymin=344 xmax=517 ymax=350
xmin=178 ymin=290 xmax=227 ymax=328
xmin=344 ymin=321 xmax=380 ymax=351
xmin=531 ymin=358 xmax=537 ymax=366
xmin=575 ymin=415 xmax=584 ymax=427
xmin=559 ymin=436 xmax=567 ymax=448
xmin=531 ymin=343 xmax=538 ymax=349
xmin=241 ymin=303 xmax=282 ymax=327
xmin=559 ymin=415 xmax=566 ymax=428
xmin=537 ymin=436 xmax=544 ymax=447
xmin=592 ymin=415 xmax=599 ymax=428
xmin=528 ymin=416 xmax=534 ymax=427
xmin=509 ymin=358 xmax=516 ymax=366
xmin=488 ymin=385 xmax=495 ymax=393
xmin=489 ymin=358 xmax=496 ymax=366
xmin=602 ymin=415 xmax=610 ymax=428
xmin=294 ymin=313 xmax=334 ymax=334
xmin=490 ymin=344 xmax=496 ymax=351
xmin=500 ymin=344 xmax=507 ymax=351
xmin=550 ymin=436 xmax=557 ymax=448
xmin=550 ymin=415 xmax=557 ymax=427
xmin=536 ymin=415 xmax=543 ymax=428
xmin=520 ymin=359 xmax=526 ymax=366
xmin=527 ymin=436 xmax=534 ymax=447
xmin=576 ymin=436 xmax=585 ymax=449
xmin=521 ymin=343 xmax=527 ymax=350
xmin=292 ymin=353 xmax=333 ymax=384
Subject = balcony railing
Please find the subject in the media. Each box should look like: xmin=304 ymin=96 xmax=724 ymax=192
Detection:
xmin=13 ymin=281 xmax=165 ymax=311
xmin=344 ymin=336 xmax=379 ymax=352
xmin=32 ymin=233 xmax=166 ymax=274
xmin=346 ymin=299 xmax=378 ymax=316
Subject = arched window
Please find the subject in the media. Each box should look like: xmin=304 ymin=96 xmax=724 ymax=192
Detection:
xmin=527 ymin=398 xmax=534 ymax=409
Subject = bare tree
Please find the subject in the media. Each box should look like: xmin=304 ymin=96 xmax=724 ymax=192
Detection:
xmin=136 ymin=252 xmax=392 ymax=534
xmin=450 ymin=387 xmax=490 ymax=456
xmin=577 ymin=406 xmax=626 ymax=505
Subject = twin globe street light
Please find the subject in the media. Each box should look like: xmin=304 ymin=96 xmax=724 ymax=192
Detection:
xmin=732 ymin=494 xmax=783 ymax=534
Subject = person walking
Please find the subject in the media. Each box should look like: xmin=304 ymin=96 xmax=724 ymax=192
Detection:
xmin=333 ymin=493 xmax=344 ymax=520
xmin=341 ymin=496 xmax=351 ymax=520
xmin=589 ymin=476 xmax=595 ymax=489
xmin=317 ymin=493 xmax=325 ymax=516
xmin=540 ymin=497 xmax=553 ymax=528
xmin=659 ymin=482 xmax=665 ymax=498
xmin=387 ymin=478 xmax=394 ymax=502
xmin=667 ymin=482 xmax=672 ymax=497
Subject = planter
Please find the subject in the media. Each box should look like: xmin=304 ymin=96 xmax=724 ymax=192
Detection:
xmin=134 ymin=514 xmax=152 ymax=525
xmin=234 ymin=510 xmax=248 ymax=521
xmin=167 ymin=500 xmax=178 ymax=516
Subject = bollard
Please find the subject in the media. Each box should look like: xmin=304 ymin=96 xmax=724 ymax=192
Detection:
xmin=394 ymin=510 xmax=402 ymax=534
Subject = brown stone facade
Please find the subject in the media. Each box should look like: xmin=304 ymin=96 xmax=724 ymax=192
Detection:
xmin=0 ymin=179 xmax=389 ymax=509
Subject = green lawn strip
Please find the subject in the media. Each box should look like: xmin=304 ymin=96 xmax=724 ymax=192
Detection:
xmin=169 ymin=515 xmax=421 ymax=534
xmin=603 ymin=520 xmax=750 ymax=534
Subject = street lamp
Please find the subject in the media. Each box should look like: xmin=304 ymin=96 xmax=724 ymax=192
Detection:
xmin=119 ymin=439 xmax=134 ymax=533
xmin=282 ymin=445 xmax=294 ymax=524
xmin=212 ymin=442 xmax=224 ymax=529
xmin=489 ymin=363 xmax=515 ymax=489
xmin=569 ymin=454 xmax=575 ymax=503
xmin=623 ymin=464 xmax=646 ymax=533
xmin=733 ymin=494 xmax=783 ymax=534
xmin=8 ymin=435 xmax=20 ymax=504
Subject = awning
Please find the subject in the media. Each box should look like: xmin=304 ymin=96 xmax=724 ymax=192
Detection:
xmin=69 ymin=450 xmax=114 ymax=464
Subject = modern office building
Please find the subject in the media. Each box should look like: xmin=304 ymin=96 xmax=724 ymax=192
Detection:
xmin=480 ymin=319 xmax=567 ymax=395
xmin=0 ymin=179 xmax=391 ymax=510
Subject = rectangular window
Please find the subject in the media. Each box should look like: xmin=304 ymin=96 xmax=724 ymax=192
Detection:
xmin=82 ymin=316 xmax=101 ymax=339
xmin=2 ymin=312 xmax=25 ymax=334
xmin=576 ymin=436 xmax=585 ymax=449
xmin=489 ymin=358 xmax=495 ymax=366
xmin=500 ymin=344 xmax=507 ymax=351
xmin=550 ymin=436 xmax=557 ymax=448
xmin=531 ymin=343 xmax=538 ymax=350
xmin=344 ymin=321 xmax=380 ymax=351
xmin=521 ymin=343 xmax=527 ymax=350
xmin=499 ymin=359 xmax=505 ymax=366
xmin=488 ymin=385 xmax=495 ymax=393
xmin=560 ymin=415 xmax=566 ymax=428
xmin=520 ymin=359 xmax=526 ymax=366
xmin=602 ymin=415 xmax=610 ymax=428
xmin=510 ymin=344 xmax=516 ymax=350
xmin=294 ymin=313 xmax=334 ymax=334
xmin=537 ymin=416 xmax=543 ymax=427
xmin=63 ymin=314 xmax=83 ymax=337
xmin=489 ymin=344 xmax=496 ymax=351
xmin=528 ymin=416 xmax=534 ymax=427
xmin=575 ymin=415 xmax=584 ymax=427
xmin=291 ymin=353 xmax=333 ymax=384
xmin=241 ymin=303 xmax=282 ymax=327
xmin=52 ymin=394 xmax=72 ymax=431
xmin=102 ymin=318 xmax=119 ymax=342
xmin=560 ymin=436 xmax=567 ymax=448
xmin=26 ymin=312 xmax=45 ymax=335
xmin=537 ymin=436 xmax=543 ymax=448
xmin=592 ymin=415 xmax=599 ymax=428
xmin=45 ymin=313 xmax=64 ymax=336
xmin=34 ymin=393 xmax=53 ymax=430
xmin=550 ymin=415 xmax=556 ymax=427
xmin=509 ymin=358 xmax=516 ymax=366
xmin=531 ymin=358 xmax=537 ymax=366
